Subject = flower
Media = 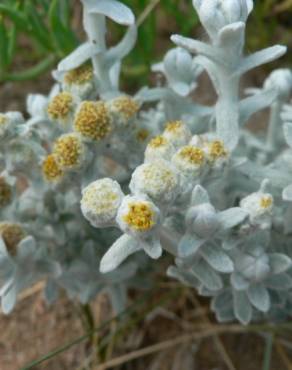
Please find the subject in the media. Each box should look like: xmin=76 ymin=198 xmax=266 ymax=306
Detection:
xmin=144 ymin=136 xmax=176 ymax=163
xmin=240 ymin=189 xmax=273 ymax=228
xmin=63 ymin=65 xmax=95 ymax=99
xmin=47 ymin=92 xmax=75 ymax=125
xmin=129 ymin=161 xmax=180 ymax=206
xmin=42 ymin=154 xmax=65 ymax=182
xmin=107 ymin=96 xmax=140 ymax=126
xmin=204 ymin=140 xmax=229 ymax=168
xmin=53 ymin=133 xmax=86 ymax=170
xmin=171 ymin=145 xmax=205 ymax=180
xmin=162 ymin=120 xmax=192 ymax=149
xmin=0 ymin=223 xmax=26 ymax=256
xmin=74 ymin=101 xmax=112 ymax=141
xmin=116 ymin=195 xmax=160 ymax=238
xmin=81 ymin=178 xmax=124 ymax=227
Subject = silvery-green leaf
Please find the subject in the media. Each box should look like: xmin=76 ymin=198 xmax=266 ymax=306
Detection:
xmin=106 ymin=25 xmax=137 ymax=67
xmin=0 ymin=237 xmax=8 ymax=257
xmin=230 ymin=271 xmax=249 ymax=290
xmin=191 ymin=259 xmax=223 ymax=291
xmin=16 ymin=236 xmax=36 ymax=259
xmin=44 ymin=279 xmax=59 ymax=304
xmin=234 ymin=45 xmax=287 ymax=76
xmin=217 ymin=207 xmax=248 ymax=230
xmin=218 ymin=22 xmax=245 ymax=53
xmin=142 ymin=238 xmax=162 ymax=259
xmin=201 ymin=244 xmax=234 ymax=273
xmin=233 ymin=290 xmax=252 ymax=325
xmin=58 ymin=42 xmax=101 ymax=72
xmin=1 ymin=284 xmax=17 ymax=314
xmin=191 ymin=185 xmax=210 ymax=206
xmin=178 ymin=233 xmax=205 ymax=258
xmin=240 ymin=89 xmax=277 ymax=126
xmin=283 ymin=184 xmax=292 ymax=201
xmin=170 ymin=35 xmax=223 ymax=64
xmin=247 ymin=284 xmax=270 ymax=312
xmin=269 ymin=254 xmax=291 ymax=274
xmin=216 ymin=306 xmax=235 ymax=323
xmin=136 ymin=87 xmax=168 ymax=102
xmin=83 ymin=0 xmax=135 ymax=25
xmin=100 ymin=234 xmax=141 ymax=273
xmin=266 ymin=273 xmax=292 ymax=290
xmin=211 ymin=290 xmax=233 ymax=312
xmin=107 ymin=285 xmax=127 ymax=313
xmin=283 ymin=122 xmax=292 ymax=148
xmin=167 ymin=266 xmax=199 ymax=288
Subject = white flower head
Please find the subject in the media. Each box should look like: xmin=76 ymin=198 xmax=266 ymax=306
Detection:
xmin=53 ymin=133 xmax=87 ymax=170
xmin=171 ymin=145 xmax=206 ymax=181
xmin=116 ymin=195 xmax=161 ymax=238
xmin=107 ymin=95 xmax=140 ymax=127
xmin=193 ymin=0 xmax=253 ymax=40
xmin=81 ymin=178 xmax=124 ymax=228
xmin=129 ymin=160 xmax=180 ymax=206
xmin=47 ymin=91 xmax=77 ymax=126
xmin=264 ymin=69 xmax=292 ymax=101
xmin=240 ymin=182 xmax=273 ymax=227
xmin=0 ymin=112 xmax=24 ymax=138
xmin=62 ymin=64 xmax=95 ymax=99
xmin=144 ymin=135 xmax=176 ymax=163
xmin=162 ymin=121 xmax=192 ymax=149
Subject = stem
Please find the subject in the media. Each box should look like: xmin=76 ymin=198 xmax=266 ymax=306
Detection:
xmin=83 ymin=10 xmax=112 ymax=92
xmin=266 ymin=100 xmax=282 ymax=150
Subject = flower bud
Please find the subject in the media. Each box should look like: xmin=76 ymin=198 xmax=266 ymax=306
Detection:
xmin=0 ymin=222 xmax=26 ymax=256
xmin=81 ymin=178 xmax=124 ymax=228
xmin=193 ymin=0 xmax=253 ymax=40
xmin=129 ymin=161 xmax=180 ymax=205
xmin=145 ymin=136 xmax=176 ymax=163
xmin=186 ymin=203 xmax=219 ymax=238
xmin=162 ymin=121 xmax=192 ymax=149
xmin=107 ymin=95 xmax=140 ymax=126
xmin=264 ymin=69 xmax=292 ymax=101
xmin=171 ymin=145 xmax=206 ymax=180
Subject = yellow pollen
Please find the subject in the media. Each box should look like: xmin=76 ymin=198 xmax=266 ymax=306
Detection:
xmin=0 ymin=114 xmax=7 ymax=125
xmin=209 ymin=140 xmax=228 ymax=160
xmin=123 ymin=202 xmax=155 ymax=231
xmin=136 ymin=129 xmax=149 ymax=142
xmin=47 ymin=92 xmax=73 ymax=121
xmin=42 ymin=154 xmax=64 ymax=182
xmin=260 ymin=196 xmax=273 ymax=209
xmin=53 ymin=134 xmax=83 ymax=169
xmin=165 ymin=120 xmax=183 ymax=132
xmin=0 ymin=178 xmax=12 ymax=207
xmin=74 ymin=101 xmax=112 ymax=141
xmin=112 ymin=96 xmax=139 ymax=121
xmin=0 ymin=223 xmax=26 ymax=256
xmin=178 ymin=146 xmax=205 ymax=165
xmin=149 ymin=136 xmax=168 ymax=148
xmin=64 ymin=65 xmax=93 ymax=85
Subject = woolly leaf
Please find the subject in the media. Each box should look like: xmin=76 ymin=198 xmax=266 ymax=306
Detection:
xmin=217 ymin=207 xmax=248 ymax=230
xmin=178 ymin=233 xmax=205 ymax=258
xmin=247 ymin=284 xmax=270 ymax=312
xmin=233 ymin=290 xmax=252 ymax=325
xmin=201 ymin=244 xmax=234 ymax=273
xmin=191 ymin=259 xmax=223 ymax=291
xmin=283 ymin=184 xmax=292 ymax=201
xmin=269 ymin=254 xmax=291 ymax=274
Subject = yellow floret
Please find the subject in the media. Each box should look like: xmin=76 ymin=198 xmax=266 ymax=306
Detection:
xmin=208 ymin=140 xmax=228 ymax=160
xmin=47 ymin=92 xmax=73 ymax=121
xmin=123 ymin=202 xmax=155 ymax=231
xmin=64 ymin=65 xmax=94 ymax=85
xmin=42 ymin=154 xmax=64 ymax=182
xmin=111 ymin=96 xmax=139 ymax=121
xmin=0 ymin=222 xmax=26 ymax=256
xmin=165 ymin=120 xmax=183 ymax=132
xmin=136 ymin=129 xmax=150 ymax=142
xmin=148 ymin=136 xmax=168 ymax=148
xmin=260 ymin=196 xmax=273 ymax=209
xmin=178 ymin=146 xmax=205 ymax=165
xmin=0 ymin=114 xmax=7 ymax=125
xmin=74 ymin=101 xmax=112 ymax=141
xmin=53 ymin=134 xmax=84 ymax=169
xmin=0 ymin=178 xmax=12 ymax=207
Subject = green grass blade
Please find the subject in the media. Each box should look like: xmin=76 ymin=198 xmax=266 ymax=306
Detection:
xmin=262 ymin=333 xmax=274 ymax=370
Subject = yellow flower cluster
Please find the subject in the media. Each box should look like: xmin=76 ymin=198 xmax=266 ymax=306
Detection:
xmin=123 ymin=202 xmax=155 ymax=231
xmin=178 ymin=146 xmax=205 ymax=165
xmin=53 ymin=134 xmax=84 ymax=169
xmin=0 ymin=222 xmax=26 ymax=256
xmin=64 ymin=65 xmax=93 ymax=86
xmin=42 ymin=154 xmax=64 ymax=182
xmin=47 ymin=92 xmax=74 ymax=121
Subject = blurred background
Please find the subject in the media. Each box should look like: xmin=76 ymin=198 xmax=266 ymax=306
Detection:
xmin=1 ymin=1 xmax=292 ymax=370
